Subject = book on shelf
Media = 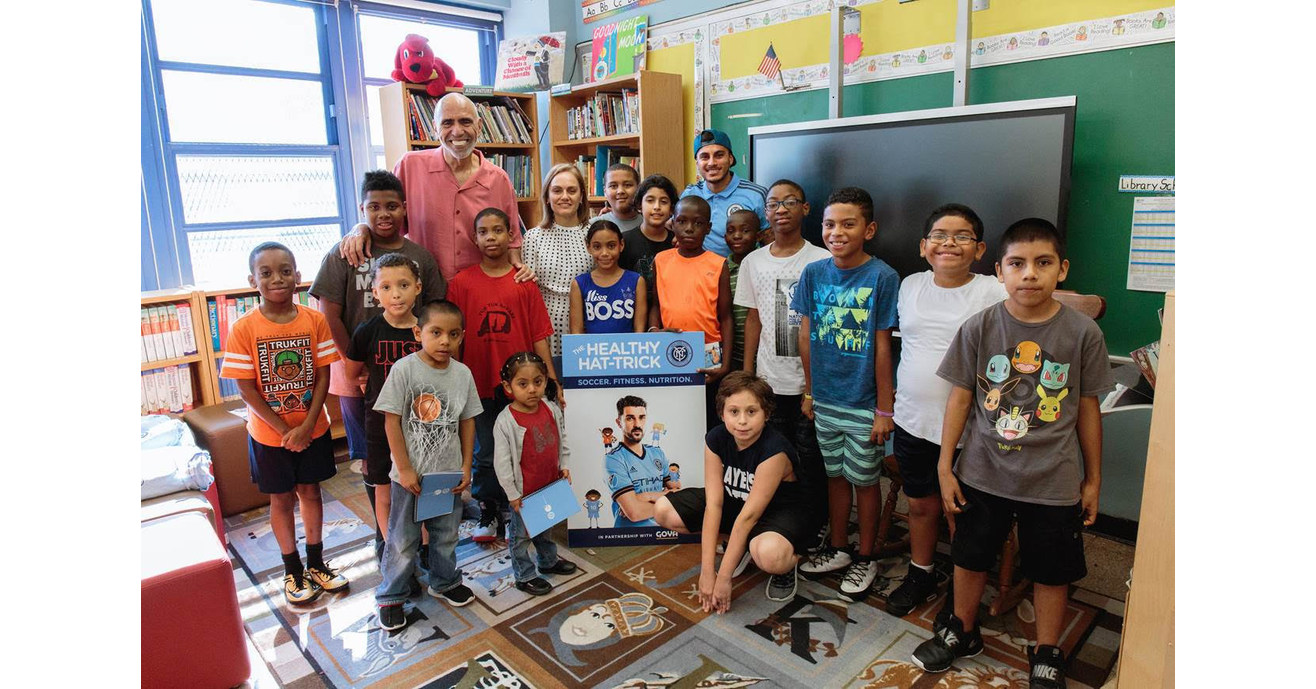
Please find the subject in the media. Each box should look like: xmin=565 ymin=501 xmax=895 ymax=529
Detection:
xmin=141 ymin=303 xmax=199 ymax=364
xmin=565 ymin=88 xmax=639 ymax=141
xmin=141 ymin=365 xmax=195 ymax=415
xmin=592 ymin=145 xmax=639 ymax=197
xmin=404 ymin=90 xmax=532 ymax=145
xmin=486 ymin=153 xmax=534 ymax=198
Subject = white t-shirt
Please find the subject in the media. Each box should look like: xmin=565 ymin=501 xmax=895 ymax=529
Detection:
xmin=895 ymin=271 xmax=1007 ymax=444
xmin=733 ymin=241 xmax=832 ymax=395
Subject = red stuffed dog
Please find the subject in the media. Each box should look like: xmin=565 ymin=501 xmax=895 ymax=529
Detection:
xmin=392 ymin=34 xmax=463 ymax=96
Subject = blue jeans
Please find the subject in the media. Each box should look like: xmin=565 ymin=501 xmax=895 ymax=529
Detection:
xmin=472 ymin=394 xmax=512 ymax=508
xmin=339 ymin=395 xmax=368 ymax=460
xmin=375 ymin=482 xmax=462 ymax=605
xmin=508 ymin=509 xmax=560 ymax=583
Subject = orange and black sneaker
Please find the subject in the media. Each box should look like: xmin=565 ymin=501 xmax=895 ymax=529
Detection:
xmin=307 ymin=562 xmax=349 ymax=593
xmin=284 ymin=572 xmax=322 ymax=606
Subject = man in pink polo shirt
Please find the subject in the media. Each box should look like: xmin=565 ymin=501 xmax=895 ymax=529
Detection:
xmin=340 ymin=93 xmax=530 ymax=283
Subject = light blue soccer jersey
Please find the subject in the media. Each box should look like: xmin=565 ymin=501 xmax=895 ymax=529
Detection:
xmin=606 ymin=443 xmax=670 ymax=527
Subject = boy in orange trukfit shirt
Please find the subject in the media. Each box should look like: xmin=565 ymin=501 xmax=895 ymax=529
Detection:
xmin=221 ymin=241 xmax=349 ymax=606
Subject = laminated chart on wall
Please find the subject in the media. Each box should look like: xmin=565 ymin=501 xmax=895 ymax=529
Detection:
xmin=1126 ymin=196 xmax=1174 ymax=292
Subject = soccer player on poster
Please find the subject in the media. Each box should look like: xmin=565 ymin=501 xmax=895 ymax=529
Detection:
xmin=605 ymin=395 xmax=672 ymax=527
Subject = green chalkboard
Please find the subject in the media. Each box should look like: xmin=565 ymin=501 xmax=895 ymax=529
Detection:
xmin=712 ymin=43 xmax=1174 ymax=356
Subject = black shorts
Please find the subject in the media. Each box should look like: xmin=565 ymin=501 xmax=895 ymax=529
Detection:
xmin=665 ymin=484 xmax=822 ymax=554
xmin=950 ymin=481 xmax=1087 ymax=586
xmin=893 ymin=424 xmax=956 ymax=499
xmin=248 ymin=432 xmax=337 ymax=494
xmin=364 ymin=409 xmax=393 ymax=486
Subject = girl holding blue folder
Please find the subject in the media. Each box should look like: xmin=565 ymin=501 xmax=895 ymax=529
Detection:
xmin=492 ymin=352 xmax=579 ymax=596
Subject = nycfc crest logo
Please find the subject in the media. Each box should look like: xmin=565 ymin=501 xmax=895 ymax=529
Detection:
xmin=666 ymin=340 xmax=692 ymax=367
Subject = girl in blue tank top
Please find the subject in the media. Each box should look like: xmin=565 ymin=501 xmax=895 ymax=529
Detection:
xmin=569 ymin=219 xmax=649 ymax=334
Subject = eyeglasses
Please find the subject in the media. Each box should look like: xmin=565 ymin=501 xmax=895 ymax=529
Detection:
xmin=765 ymin=198 xmax=803 ymax=211
xmin=926 ymin=232 xmax=979 ymax=245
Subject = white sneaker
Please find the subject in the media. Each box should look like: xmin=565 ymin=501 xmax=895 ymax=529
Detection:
xmin=717 ymin=549 xmax=753 ymax=577
xmin=471 ymin=521 xmax=498 ymax=543
xmin=800 ymin=546 xmax=852 ymax=574
xmin=839 ymin=559 xmax=878 ymax=596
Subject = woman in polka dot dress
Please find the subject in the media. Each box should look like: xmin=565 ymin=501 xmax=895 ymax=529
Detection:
xmin=523 ymin=163 xmax=594 ymax=357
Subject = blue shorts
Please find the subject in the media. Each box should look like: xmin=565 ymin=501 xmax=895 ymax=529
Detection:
xmin=248 ymin=432 xmax=337 ymax=494
xmin=813 ymin=401 xmax=880 ymax=486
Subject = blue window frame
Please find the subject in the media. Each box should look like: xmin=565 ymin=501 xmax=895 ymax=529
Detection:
xmin=141 ymin=0 xmax=501 ymax=290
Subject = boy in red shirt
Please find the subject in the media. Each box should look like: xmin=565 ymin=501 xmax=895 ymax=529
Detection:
xmin=220 ymin=242 xmax=349 ymax=606
xmin=446 ymin=208 xmax=561 ymax=541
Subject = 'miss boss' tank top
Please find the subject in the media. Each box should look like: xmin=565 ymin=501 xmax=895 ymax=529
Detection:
xmin=575 ymin=270 xmax=641 ymax=334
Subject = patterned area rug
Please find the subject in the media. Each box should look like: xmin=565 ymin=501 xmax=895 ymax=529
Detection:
xmin=227 ymin=468 xmax=1122 ymax=688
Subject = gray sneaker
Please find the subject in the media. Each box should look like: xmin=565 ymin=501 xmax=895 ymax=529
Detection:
xmin=765 ymin=563 xmax=798 ymax=602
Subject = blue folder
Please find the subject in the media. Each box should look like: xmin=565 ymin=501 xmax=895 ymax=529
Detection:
xmin=519 ymin=479 xmax=582 ymax=537
xmin=414 ymin=472 xmax=463 ymax=522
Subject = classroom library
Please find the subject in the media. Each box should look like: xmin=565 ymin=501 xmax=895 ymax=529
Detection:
xmin=138 ymin=1 xmax=1175 ymax=688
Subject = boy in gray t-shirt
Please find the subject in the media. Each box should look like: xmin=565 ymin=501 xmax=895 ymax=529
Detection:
xmin=372 ymin=300 xmax=482 ymax=629
xmin=912 ymin=219 xmax=1113 ymax=689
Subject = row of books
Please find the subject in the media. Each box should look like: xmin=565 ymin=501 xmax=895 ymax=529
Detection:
xmin=592 ymin=146 xmax=639 ymax=198
xmin=487 ymin=154 xmax=535 ymax=198
xmin=142 ymin=365 xmax=195 ymax=415
xmin=406 ymin=92 xmax=533 ymax=145
xmin=207 ymin=291 xmax=320 ymax=351
xmin=141 ymin=303 xmax=199 ymax=363
xmin=564 ymin=89 xmax=639 ymax=140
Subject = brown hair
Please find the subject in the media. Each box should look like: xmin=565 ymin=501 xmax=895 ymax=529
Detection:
xmin=715 ymin=371 xmax=775 ymax=417
xmin=539 ymin=163 xmax=589 ymax=228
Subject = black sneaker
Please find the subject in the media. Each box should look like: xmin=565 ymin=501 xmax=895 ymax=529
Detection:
xmin=539 ymin=558 xmax=578 ymax=575
xmin=910 ymin=614 xmax=983 ymax=673
xmin=407 ymin=574 xmax=423 ymax=598
xmin=430 ymin=583 xmax=475 ymax=607
xmin=886 ymin=564 xmax=938 ymax=617
xmin=515 ymin=577 xmax=553 ymax=596
xmin=1028 ymin=644 xmax=1068 ymax=688
xmin=765 ymin=564 xmax=798 ymax=602
xmin=934 ymin=581 xmax=955 ymax=629
xmin=378 ymin=604 xmax=406 ymax=631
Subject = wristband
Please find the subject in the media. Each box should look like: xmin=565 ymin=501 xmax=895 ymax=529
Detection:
xmin=802 ymin=393 xmax=813 ymax=400
xmin=875 ymin=409 xmax=894 ymax=418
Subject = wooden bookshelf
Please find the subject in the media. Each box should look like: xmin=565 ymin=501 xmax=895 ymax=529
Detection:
xmin=379 ymin=82 xmax=542 ymax=227
xmin=550 ymin=70 xmax=684 ymax=206
xmin=140 ymin=288 xmax=218 ymax=413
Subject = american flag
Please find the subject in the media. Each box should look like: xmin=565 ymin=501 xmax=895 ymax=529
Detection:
xmin=758 ymin=44 xmax=781 ymax=80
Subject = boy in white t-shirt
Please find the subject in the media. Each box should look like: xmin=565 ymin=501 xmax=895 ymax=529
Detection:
xmin=886 ymin=204 xmax=1006 ymax=617
xmin=734 ymin=179 xmax=833 ymax=566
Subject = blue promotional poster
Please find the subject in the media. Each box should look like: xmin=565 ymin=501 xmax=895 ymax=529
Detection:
xmin=561 ymin=332 xmax=706 ymax=547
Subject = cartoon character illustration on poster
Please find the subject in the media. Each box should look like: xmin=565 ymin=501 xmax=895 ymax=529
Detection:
xmin=975 ymin=41 xmax=986 ymax=56
xmin=1007 ymin=36 xmax=1018 ymax=51
xmin=534 ymin=592 xmax=669 ymax=667
xmin=1035 ymin=385 xmax=1069 ymax=423
xmin=649 ymin=422 xmax=667 ymax=447
xmin=1039 ymin=360 xmax=1070 ymax=390
xmin=891 ymin=54 xmax=901 ymax=68
xmin=977 ymin=375 xmax=1021 ymax=413
xmin=918 ymin=49 xmax=927 ymax=64
xmin=606 ymin=395 xmax=672 ymax=527
xmin=665 ymin=463 xmax=682 ymax=491
xmin=583 ymin=489 xmax=603 ymax=528
xmin=1038 ymin=31 xmax=1051 ymax=46
xmin=943 ymin=46 xmax=953 ymax=60
xmin=1011 ymin=341 xmax=1043 ymax=374
xmin=985 ymin=354 xmax=1012 ymax=383
xmin=1113 ymin=19 xmax=1126 ymax=36
xmin=600 ymin=427 xmax=617 ymax=451
xmin=1076 ymin=26 xmax=1088 ymax=41
xmin=1153 ymin=12 xmax=1167 ymax=29
xmin=995 ymin=406 xmax=1032 ymax=442
xmin=526 ymin=35 xmax=561 ymax=89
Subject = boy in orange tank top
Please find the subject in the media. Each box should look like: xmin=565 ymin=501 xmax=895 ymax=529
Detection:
xmin=649 ymin=196 xmax=732 ymax=429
